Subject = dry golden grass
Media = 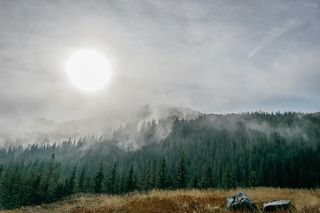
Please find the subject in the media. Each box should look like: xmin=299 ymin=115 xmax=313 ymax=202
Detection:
xmin=2 ymin=188 xmax=320 ymax=213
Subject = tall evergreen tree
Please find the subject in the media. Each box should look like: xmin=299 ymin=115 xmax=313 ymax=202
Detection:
xmin=0 ymin=164 xmax=3 ymax=177
xmin=84 ymin=176 xmax=92 ymax=193
xmin=120 ymin=171 xmax=127 ymax=193
xmin=222 ymin=166 xmax=236 ymax=189
xmin=78 ymin=167 xmax=86 ymax=193
xmin=127 ymin=164 xmax=136 ymax=192
xmin=42 ymin=153 xmax=61 ymax=202
xmin=143 ymin=160 xmax=156 ymax=190
xmin=249 ymin=171 xmax=257 ymax=187
xmin=65 ymin=166 xmax=77 ymax=195
xmin=151 ymin=160 xmax=157 ymax=189
xmin=176 ymin=151 xmax=187 ymax=188
xmin=143 ymin=160 xmax=152 ymax=190
xmin=108 ymin=162 xmax=118 ymax=194
xmin=158 ymin=158 xmax=168 ymax=189
xmin=191 ymin=175 xmax=199 ymax=188
xmin=94 ymin=164 xmax=104 ymax=193
xmin=201 ymin=165 xmax=214 ymax=188
xmin=28 ymin=174 xmax=42 ymax=205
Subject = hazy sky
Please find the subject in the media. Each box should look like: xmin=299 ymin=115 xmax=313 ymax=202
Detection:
xmin=0 ymin=0 xmax=320 ymax=122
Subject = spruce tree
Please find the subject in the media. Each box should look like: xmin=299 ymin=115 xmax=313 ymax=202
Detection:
xmin=28 ymin=174 xmax=42 ymax=205
xmin=66 ymin=166 xmax=77 ymax=195
xmin=201 ymin=165 xmax=214 ymax=188
xmin=0 ymin=169 xmax=14 ymax=209
xmin=127 ymin=164 xmax=136 ymax=192
xmin=0 ymin=164 xmax=3 ymax=177
xmin=78 ymin=167 xmax=86 ymax=193
xmin=108 ymin=162 xmax=118 ymax=194
xmin=94 ymin=164 xmax=104 ymax=193
xmin=151 ymin=160 xmax=156 ymax=189
xmin=222 ymin=166 xmax=236 ymax=189
xmin=143 ymin=160 xmax=156 ymax=190
xmin=158 ymin=158 xmax=167 ymax=189
xmin=85 ymin=176 xmax=92 ymax=193
xmin=176 ymin=151 xmax=187 ymax=188
xmin=249 ymin=171 xmax=257 ymax=187
xmin=42 ymin=154 xmax=61 ymax=202
xmin=143 ymin=160 xmax=152 ymax=190
xmin=120 ymin=171 xmax=127 ymax=193
xmin=191 ymin=175 xmax=199 ymax=188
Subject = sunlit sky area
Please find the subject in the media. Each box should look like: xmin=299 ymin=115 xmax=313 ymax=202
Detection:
xmin=0 ymin=0 xmax=320 ymax=123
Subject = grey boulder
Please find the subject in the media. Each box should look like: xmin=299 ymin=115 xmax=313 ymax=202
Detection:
xmin=227 ymin=192 xmax=258 ymax=212
xmin=263 ymin=200 xmax=293 ymax=212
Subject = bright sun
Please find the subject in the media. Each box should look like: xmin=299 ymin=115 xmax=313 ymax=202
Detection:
xmin=65 ymin=49 xmax=112 ymax=92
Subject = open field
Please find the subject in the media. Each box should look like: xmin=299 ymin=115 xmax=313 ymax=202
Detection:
xmin=2 ymin=188 xmax=320 ymax=213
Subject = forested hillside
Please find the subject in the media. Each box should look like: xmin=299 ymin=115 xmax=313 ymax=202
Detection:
xmin=0 ymin=112 xmax=320 ymax=209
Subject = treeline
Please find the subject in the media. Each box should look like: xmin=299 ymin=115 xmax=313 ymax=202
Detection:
xmin=0 ymin=111 xmax=320 ymax=209
xmin=0 ymin=152 xmax=204 ymax=209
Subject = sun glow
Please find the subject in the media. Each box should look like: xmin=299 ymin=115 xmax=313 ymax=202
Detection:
xmin=65 ymin=49 xmax=112 ymax=92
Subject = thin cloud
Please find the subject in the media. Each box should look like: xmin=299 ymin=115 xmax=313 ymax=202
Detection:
xmin=248 ymin=19 xmax=301 ymax=58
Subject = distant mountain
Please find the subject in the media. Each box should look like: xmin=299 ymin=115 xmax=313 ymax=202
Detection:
xmin=0 ymin=105 xmax=202 ymax=146
xmin=1 ymin=107 xmax=318 ymax=149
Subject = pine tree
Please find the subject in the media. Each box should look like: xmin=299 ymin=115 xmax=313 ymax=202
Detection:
xmin=127 ymin=164 xmax=136 ymax=192
xmin=42 ymin=153 xmax=61 ymax=202
xmin=84 ymin=176 xmax=92 ymax=193
xmin=0 ymin=164 xmax=3 ymax=177
xmin=120 ymin=171 xmax=127 ymax=193
xmin=108 ymin=162 xmax=118 ymax=194
xmin=0 ymin=164 xmax=25 ymax=209
xmin=0 ymin=169 xmax=14 ymax=209
xmin=28 ymin=174 xmax=42 ymax=205
xmin=78 ymin=167 xmax=86 ymax=193
xmin=176 ymin=151 xmax=187 ymax=188
xmin=143 ymin=160 xmax=152 ymax=190
xmin=191 ymin=175 xmax=199 ymax=188
xmin=222 ymin=166 xmax=236 ymax=189
xmin=249 ymin=171 xmax=257 ymax=187
xmin=143 ymin=160 xmax=156 ymax=190
xmin=66 ymin=166 xmax=77 ymax=195
xmin=201 ymin=165 xmax=214 ymax=188
xmin=54 ymin=182 xmax=65 ymax=201
xmin=158 ymin=158 xmax=167 ymax=189
xmin=151 ymin=160 xmax=156 ymax=189
xmin=94 ymin=164 xmax=104 ymax=193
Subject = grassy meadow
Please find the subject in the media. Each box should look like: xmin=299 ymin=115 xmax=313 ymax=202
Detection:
xmin=2 ymin=188 xmax=320 ymax=213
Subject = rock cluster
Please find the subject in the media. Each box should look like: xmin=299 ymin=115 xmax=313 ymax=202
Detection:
xmin=227 ymin=192 xmax=258 ymax=212
xmin=227 ymin=192 xmax=294 ymax=212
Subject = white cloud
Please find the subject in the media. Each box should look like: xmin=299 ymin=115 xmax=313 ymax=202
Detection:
xmin=0 ymin=0 xmax=319 ymax=124
xmin=248 ymin=19 xmax=301 ymax=58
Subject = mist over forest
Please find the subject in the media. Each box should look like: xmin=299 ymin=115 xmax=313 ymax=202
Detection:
xmin=0 ymin=107 xmax=319 ymax=209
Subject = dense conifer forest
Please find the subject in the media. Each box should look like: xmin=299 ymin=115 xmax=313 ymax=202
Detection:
xmin=0 ymin=112 xmax=320 ymax=209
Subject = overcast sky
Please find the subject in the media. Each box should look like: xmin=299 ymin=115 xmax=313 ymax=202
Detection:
xmin=0 ymin=0 xmax=320 ymax=122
